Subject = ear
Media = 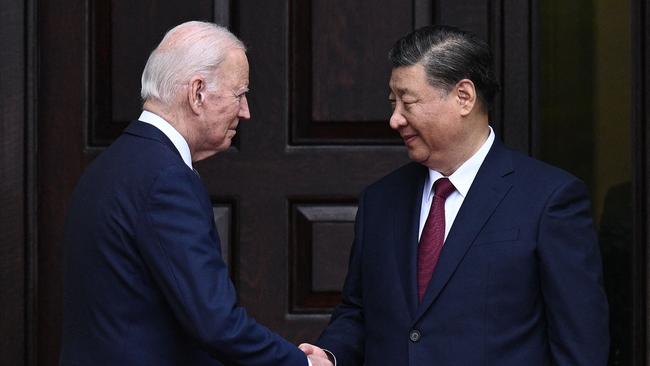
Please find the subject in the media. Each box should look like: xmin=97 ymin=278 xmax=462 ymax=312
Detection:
xmin=455 ymin=79 xmax=477 ymax=116
xmin=188 ymin=75 xmax=206 ymax=115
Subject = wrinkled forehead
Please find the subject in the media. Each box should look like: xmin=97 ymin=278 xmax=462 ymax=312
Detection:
xmin=214 ymin=48 xmax=250 ymax=88
xmin=389 ymin=64 xmax=427 ymax=92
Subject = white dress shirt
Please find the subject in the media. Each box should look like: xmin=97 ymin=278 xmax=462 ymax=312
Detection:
xmin=418 ymin=127 xmax=495 ymax=241
xmin=138 ymin=110 xmax=194 ymax=170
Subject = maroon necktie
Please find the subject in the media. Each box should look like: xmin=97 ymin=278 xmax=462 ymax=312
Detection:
xmin=417 ymin=177 xmax=456 ymax=302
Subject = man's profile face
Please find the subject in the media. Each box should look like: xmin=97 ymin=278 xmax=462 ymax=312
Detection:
xmin=388 ymin=63 xmax=465 ymax=171
xmin=196 ymin=48 xmax=250 ymax=155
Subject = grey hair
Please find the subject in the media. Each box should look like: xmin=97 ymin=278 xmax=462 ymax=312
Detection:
xmin=141 ymin=21 xmax=246 ymax=105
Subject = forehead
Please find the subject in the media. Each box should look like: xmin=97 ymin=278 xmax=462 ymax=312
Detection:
xmin=389 ymin=63 xmax=429 ymax=94
xmin=216 ymin=48 xmax=249 ymax=87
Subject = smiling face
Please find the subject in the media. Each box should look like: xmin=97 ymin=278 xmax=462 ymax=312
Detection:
xmin=388 ymin=63 xmax=485 ymax=175
xmin=192 ymin=48 xmax=250 ymax=160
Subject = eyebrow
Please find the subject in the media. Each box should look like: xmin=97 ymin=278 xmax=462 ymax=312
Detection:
xmin=235 ymin=86 xmax=250 ymax=95
xmin=388 ymin=90 xmax=417 ymax=102
xmin=390 ymin=86 xmax=413 ymax=95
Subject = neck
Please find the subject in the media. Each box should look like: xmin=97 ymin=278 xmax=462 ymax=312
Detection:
xmin=143 ymin=100 xmax=197 ymax=160
xmin=434 ymin=122 xmax=490 ymax=176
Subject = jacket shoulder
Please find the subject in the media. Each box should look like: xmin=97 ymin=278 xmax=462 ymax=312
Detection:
xmin=364 ymin=162 xmax=425 ymax=195
xmin=508 ymin=148 xmax=582 ymax=187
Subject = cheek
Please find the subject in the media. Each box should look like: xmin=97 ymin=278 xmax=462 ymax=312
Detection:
xmin=203 ymin=112 xmax=227 ymax=135
xmin=210 ymin=99 xmax=237 ymax=117
xmin=208 ymin=106 xmax=235 ymax=128
xmin=219 ymin=103 xmax=240 ymax=122
xmin=409 ymin=110 xmax=439 ymax=135
xmin=415 ymin=118 xmax=452 ymax=148
xmin=210 ymin=118 xmax=230 ymax=134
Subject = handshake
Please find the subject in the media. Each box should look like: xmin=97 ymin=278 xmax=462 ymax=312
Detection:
xmin=299 ymin=343 xmax=334 ymax=366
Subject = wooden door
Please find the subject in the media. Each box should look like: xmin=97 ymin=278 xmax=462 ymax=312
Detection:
xmin=34 ymin=0 xmax=537 ymax=364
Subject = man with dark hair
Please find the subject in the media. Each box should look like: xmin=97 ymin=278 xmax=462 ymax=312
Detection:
xmin=300 ymin=25 xmax=608 ymax=365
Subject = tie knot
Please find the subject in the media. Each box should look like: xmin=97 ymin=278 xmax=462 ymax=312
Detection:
xmin=433 ymin=178 xmax=455 ymax=199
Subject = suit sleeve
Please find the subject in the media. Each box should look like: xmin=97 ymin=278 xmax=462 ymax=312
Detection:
xmin=316 ymin=192 xmax=367 ymax=365
xmin=537 ymin=178 xmax=609 ymax=365
xmin=135 ymin=165 xmax=307 ymax=366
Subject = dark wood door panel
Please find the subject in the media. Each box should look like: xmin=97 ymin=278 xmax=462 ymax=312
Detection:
xmin=289 ymin=0 xmax=415 ymax=144
xmin=0 ymin=0 xmax=28 ymax=365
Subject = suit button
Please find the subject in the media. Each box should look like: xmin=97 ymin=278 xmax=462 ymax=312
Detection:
xmin=409 ymin=329 xmax=421 ymax=342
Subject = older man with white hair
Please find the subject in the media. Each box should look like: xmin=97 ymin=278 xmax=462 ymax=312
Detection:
xmin=60 ymin=21 xmax=331 ymax=366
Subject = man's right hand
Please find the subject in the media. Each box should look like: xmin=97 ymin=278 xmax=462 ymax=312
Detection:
xmin=307 ymin=354 xmax=333 ymax=366
xmin=300 ymin=343 xmax=333 ymax=366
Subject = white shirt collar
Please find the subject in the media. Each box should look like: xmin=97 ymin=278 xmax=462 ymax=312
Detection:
xmin=138 ymin=110 xmax=193 ymax=170
xmin=424 ymin=126 xmax=495 ymax=199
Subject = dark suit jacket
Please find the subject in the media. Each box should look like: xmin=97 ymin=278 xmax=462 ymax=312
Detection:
xmin=60 ymin=121 xmax=306 ymax=366
xmin=317 ymin=138 xmax=609 ymax=365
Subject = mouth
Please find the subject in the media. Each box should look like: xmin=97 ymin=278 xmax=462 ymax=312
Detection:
xmin=401 ymin=134 xmax=417 ymax=144
xmin=226 ymin=126 xmax=238 ymax=138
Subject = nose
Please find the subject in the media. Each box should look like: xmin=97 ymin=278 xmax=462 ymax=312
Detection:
xmin=389 ymin=106 xmax=407 ymax=130
xmin=238 ymin=94 xmax=251 ymax=120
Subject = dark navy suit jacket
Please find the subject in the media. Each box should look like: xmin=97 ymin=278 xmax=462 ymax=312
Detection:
xmin=61 ymin=121 xmax=307 ymax=366
xmin=317 ymin=139 xmax=609 ymax=365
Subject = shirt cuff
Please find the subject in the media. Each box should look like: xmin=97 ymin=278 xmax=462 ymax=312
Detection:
xmin=323 ymin=349 xmax=337 ymax=366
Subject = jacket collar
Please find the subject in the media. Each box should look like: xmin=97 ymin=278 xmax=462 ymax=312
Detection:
xmin=123 ymin=120 xmax=183 ymax=161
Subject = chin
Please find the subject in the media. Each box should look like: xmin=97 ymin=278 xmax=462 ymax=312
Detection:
xmin=214 ymin=145 xmax=230 ymax=153
xmin=406 ymin=149 xmax=427 ymax=163
xmin=219 ymin=139 xmax=235 ymax=151
xmin=194 ymin=150 xmax=218 ymax=162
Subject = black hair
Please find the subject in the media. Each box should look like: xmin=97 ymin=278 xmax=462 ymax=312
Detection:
xmin=388 ymin=25 xmax=500 ymax=112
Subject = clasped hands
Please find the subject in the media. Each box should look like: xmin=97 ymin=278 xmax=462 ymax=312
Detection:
xmin=299 ymin=343 xmax=333 ymax=366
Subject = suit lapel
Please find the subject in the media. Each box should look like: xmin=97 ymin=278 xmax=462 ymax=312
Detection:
xmin=413 ymin=140 xmax=514 ymax=322
xmin=392 ymin=163 xmax=427 ymax=318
